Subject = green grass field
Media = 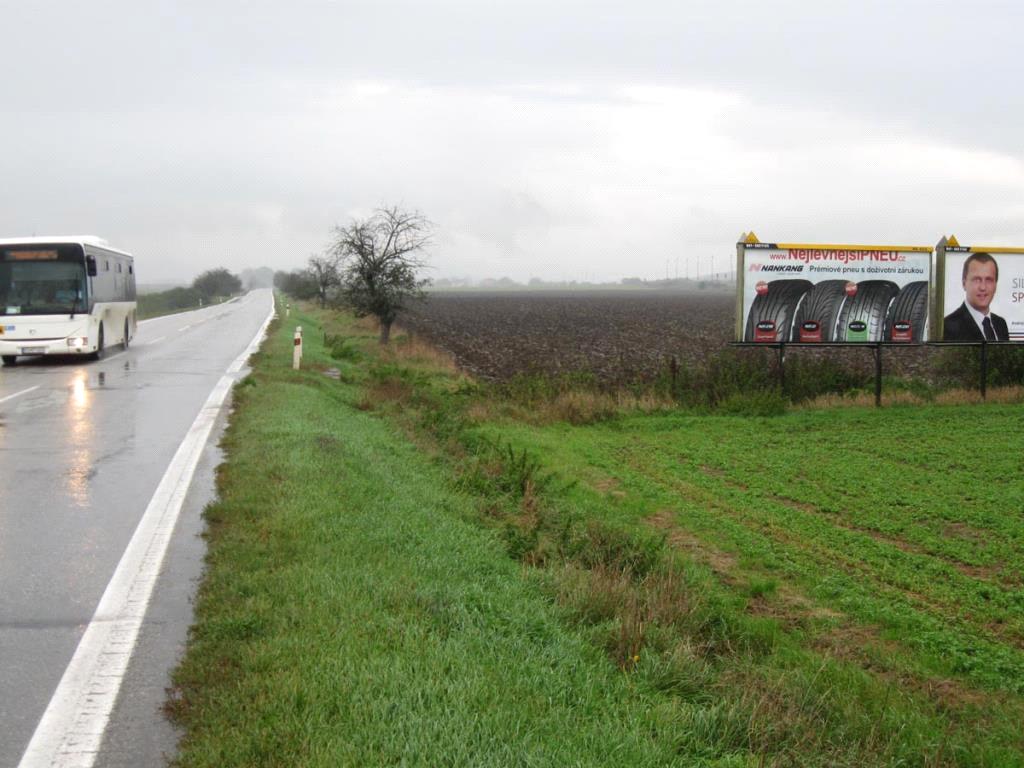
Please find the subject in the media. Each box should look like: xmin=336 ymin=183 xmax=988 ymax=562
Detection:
xmin=171 ymin=298 xmax=1024 ymax=767
xmin=481 ymin=408 xmax=1024 ymax=689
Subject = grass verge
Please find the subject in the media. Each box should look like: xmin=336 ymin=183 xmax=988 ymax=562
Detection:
xmin=170 ymin=299 xmax=684 ymax=766
xmin=172 ymin=299 xmax=1024 ymax=767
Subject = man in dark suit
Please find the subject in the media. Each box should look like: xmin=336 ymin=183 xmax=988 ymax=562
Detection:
xmin=943 ymin=252 xmax=1009 ymax=341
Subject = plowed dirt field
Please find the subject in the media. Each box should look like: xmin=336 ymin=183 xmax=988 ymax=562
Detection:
xmin=401 ymin=290 xmax=929 ymax=385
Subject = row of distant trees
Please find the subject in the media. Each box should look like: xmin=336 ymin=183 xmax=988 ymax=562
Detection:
xmin=276 ymin=206 xmax=432 ymax=344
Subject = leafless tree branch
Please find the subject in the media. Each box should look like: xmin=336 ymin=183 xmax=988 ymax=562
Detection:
xmin=328 ymin=206 xmax=433 ymax=343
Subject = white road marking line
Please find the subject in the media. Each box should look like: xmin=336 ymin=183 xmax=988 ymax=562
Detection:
xmin=18 ymin=294 xmax=276 ymax=768
xmin=143 ymin=336 xmax=166 ymax=346
xmin=0 ymin=385 xmax=40 ymax=405
xmin=177 ymin=324 xmax=192 ymax=331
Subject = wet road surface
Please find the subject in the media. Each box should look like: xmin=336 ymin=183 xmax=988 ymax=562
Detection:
xmin=0 ymin=289 xmax=274 ymax=766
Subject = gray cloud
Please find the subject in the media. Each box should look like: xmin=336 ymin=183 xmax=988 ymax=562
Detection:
xmin=1 ymin=1 xmax=1022 ymax=283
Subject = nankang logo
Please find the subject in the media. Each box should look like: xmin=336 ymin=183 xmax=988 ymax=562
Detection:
xmin=748 ymin=264 xmax=805 ymax=273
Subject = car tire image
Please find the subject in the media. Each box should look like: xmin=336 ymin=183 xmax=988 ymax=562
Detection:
xmin=884 ymin=281 xmax=928 ymax=342
xmin=836 ymin=280 xmax=900 ymax=342
xmin=792 ymin=280 xmax=849 ymax=342
xmin=743 ymin=279 xmax=813 ymax=342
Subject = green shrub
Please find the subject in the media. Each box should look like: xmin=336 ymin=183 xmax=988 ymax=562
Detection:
xmin=659 ymin=349 xmax=877 ymax=410
xmin=935 ymin=345 xmax=1024 ymax=388
xmin=782 ymin=355 xmax=871 ymax=403
xmin=454 ymin=439 xmax=553 ymax=501
xmin=324 ymin=333 xmax=360 ymax=361
xmin=701 ymin=349 xmax=777 ymax=407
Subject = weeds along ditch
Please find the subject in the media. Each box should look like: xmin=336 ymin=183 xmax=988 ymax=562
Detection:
xmin=313 ymin=304 xmax=1024 ymax=766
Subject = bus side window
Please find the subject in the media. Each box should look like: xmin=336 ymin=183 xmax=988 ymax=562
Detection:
xmin=105 ymin=260 xmax=110 ymax=271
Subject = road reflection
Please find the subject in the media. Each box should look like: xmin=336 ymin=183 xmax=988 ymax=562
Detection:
xmin=66 ymin=369 xmax=93 ymax=507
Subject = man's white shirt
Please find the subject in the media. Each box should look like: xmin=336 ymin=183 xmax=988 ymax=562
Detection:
xmin=964 ymin=302 xmax=993 ymax=337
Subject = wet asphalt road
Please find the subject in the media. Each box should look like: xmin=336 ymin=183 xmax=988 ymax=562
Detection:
xmin=0 ymin=289 xmax=274 ymax=766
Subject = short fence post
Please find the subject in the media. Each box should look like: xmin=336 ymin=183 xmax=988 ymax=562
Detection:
xmin=293 ymin=326 xmax=303 ymax=370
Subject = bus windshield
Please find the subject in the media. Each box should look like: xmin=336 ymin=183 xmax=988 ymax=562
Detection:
xmin=1 ymin=259 xmax=87 ymax=316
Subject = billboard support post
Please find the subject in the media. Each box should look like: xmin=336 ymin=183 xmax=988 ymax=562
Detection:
xmin=735 ymin=234 xmax=747 ymax=342
xmin=980 ymin=342 xmax=988 ymax=400
xmin=934 ymin=236 xmax=947 ymax=339
xmin=873 ymin=344 xmax=883 ymax=407
xmin=777 ymin=344 xmax=786 ymax=396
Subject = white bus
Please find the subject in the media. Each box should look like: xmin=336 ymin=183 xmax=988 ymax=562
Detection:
xmin=0 ymin=236 xmax=137 ymax=366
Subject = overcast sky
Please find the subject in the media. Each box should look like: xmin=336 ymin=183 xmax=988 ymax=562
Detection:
xmin=2 ymin=1 xmax=1022 ymax=284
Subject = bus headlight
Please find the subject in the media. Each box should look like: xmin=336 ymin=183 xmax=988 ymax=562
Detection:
xmin=67 ymin=337 xmax=87 ymax=348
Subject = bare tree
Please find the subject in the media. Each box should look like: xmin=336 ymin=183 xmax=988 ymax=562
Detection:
xmin=306 ymin=253 xmax=342 ymax=308
xmin=329 ymin=206 xmax=432 ymax=343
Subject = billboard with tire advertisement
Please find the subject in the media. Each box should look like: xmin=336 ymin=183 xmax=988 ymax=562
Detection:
xmin=736 ymin=235 xmax=933 ymax=343
xmin=936 ymin=238 xmax=1024 ymax=342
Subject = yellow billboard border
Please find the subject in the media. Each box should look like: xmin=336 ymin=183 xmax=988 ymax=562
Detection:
xmin=953 ymin=246 xmax=1024 ymax=254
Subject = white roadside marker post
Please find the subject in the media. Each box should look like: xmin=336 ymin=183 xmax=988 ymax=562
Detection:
xmin=293 ymin=326 xmax=303 ymax=370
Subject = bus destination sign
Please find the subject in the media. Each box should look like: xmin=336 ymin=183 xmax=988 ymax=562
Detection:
xmin=3 ymin=249 xmax=60 ymax=261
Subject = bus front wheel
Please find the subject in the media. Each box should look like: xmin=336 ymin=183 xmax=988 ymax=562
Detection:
xmin=1 ymin=355 xmax=16 ymax=367
xmin=92 ymin=324 xmax=105 ymax=361
xmin=123 ymin=319 xmax=130 ymax=349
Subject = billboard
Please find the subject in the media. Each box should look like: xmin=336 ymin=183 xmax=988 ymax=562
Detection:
xmin=735 ymin=234 xmax=933 ymax=343
xmin=936 ymin=238 xmax=1024 ymax=342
